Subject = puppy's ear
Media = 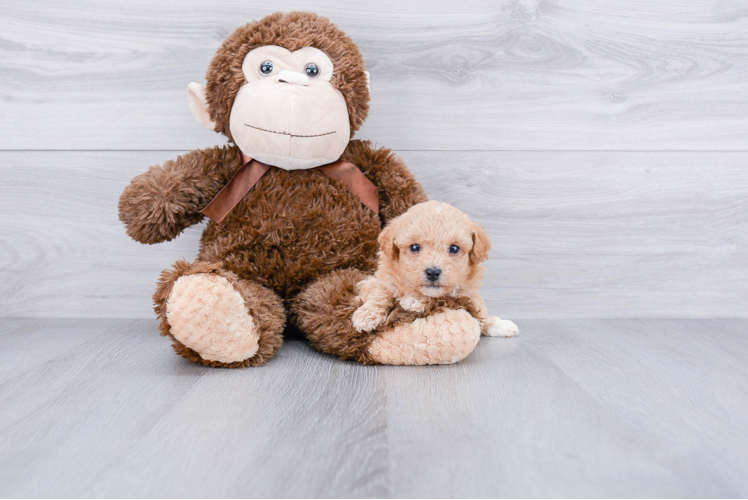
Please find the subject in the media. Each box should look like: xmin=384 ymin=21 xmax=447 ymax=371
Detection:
xmin=469 ymin=222 xmax=491 ymax=264
xmin=378 ymin=219 xmax=401 ymax=261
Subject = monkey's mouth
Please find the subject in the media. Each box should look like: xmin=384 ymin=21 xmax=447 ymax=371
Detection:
xmin=245 ymin=124 xmax=336 ymax=138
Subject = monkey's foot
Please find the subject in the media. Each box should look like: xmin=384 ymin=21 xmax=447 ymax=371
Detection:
xmin=166 ymin=273 xmax=259 ymax=363
xmin=367 ymin=309 xmax=480 ymax=365
xmin=481 ymin=317 xmax=519 ymax=337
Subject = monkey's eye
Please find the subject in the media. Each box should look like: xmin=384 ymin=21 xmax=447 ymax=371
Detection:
xmin=410 ymin=244 xmax=421 ymax=253
xmin=305 ymin=63 xmax=319 ymax=78
xmin=449 ymin=245 xmax=460 ymax=255
xmin=259 ymin=60 xmax=274 ymax=75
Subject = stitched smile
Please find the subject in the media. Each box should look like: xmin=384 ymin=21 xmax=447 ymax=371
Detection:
xmin=244 ymin=124 xmax=336 ymax=138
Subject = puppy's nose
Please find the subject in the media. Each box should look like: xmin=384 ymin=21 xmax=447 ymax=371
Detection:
xmin=425 ymin=267 xmax=442 ymax=282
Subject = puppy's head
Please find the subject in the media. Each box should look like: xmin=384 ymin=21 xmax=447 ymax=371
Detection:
xmin=378 ymin=200 xmax=491 ymax=298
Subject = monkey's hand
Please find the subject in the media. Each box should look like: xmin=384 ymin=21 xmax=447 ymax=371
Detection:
xmin=118 ymin=166 xmax=205 ymax=244
xmin=352 ymin=302 xmax=389 ymax=333
xmin=118 ymin=148 xmax=234 ymax=244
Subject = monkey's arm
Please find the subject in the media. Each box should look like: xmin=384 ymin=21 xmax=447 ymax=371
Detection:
xmin=342 ymin=140 xmax=428 ymax=225
xmin=118 ymin=146 xmax=241 ymax=244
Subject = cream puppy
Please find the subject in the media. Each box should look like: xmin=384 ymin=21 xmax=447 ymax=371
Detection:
xmin=352 ymin=200 xmax=519 ymax=337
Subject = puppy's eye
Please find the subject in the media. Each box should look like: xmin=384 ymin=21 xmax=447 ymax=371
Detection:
xmin=409 ymin=244 xmax=421 ymax=253
xmin=259 ymin=60 xmax=274 ymax=75
xmin=449 ymin=245 xmax=460 ymax=254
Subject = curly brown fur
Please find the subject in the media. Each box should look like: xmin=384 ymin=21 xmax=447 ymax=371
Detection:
xmin=153 ymin=260 xmax=285 ymax=367
xmin=119 ymin=146 xmax=242 ymax=244
xmin=206 ymin=11 xmax=369 ymax=142
xmin=290 ymin=268 xmax=377 ymax=364
xmin=342 ymin=140 xmax=428 ymax=225
xmin=193 ymin=140 xmax=426 ymax=299
xmin=381 ymin=296 xmax=480 ymax=329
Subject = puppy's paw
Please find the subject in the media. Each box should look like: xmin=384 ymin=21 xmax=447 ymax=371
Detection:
xmin=482 ymin=317 xmax=519 ymax=337
xmin=352 ymin=304 xmax=388 ymax=332
xmin=399 ymin=295 xmax=426 ymax=312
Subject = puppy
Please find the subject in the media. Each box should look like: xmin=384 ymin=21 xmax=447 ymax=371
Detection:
xmin=352 ymin=200 xmax=519 ymax=337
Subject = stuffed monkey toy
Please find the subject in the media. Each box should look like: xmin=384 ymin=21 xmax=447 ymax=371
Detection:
xmin=119 ymin=11 xmax=482 ymax=366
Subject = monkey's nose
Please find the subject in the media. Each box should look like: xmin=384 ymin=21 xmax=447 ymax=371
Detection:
xmin=425 ymin=268 xmax=442 ymax=282
xmin=278 ymin=70 xmax=309 ymax=86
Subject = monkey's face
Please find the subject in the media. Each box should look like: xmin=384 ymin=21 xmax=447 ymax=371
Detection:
xmin=227 ymin=45 xmax=351 ymax=170
xmin=189 ymin=13 xmax=371 ymax=167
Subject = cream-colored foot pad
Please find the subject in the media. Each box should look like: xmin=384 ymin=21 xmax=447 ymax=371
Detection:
xmin=166 ymin=274 xmax=258 ymax=363
xmin=367 ymin=309 xmax=481 ymax=365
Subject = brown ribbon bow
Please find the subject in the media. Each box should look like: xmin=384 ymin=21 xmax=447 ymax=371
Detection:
xmin=201 ymin=154 xmax=379 ymax=224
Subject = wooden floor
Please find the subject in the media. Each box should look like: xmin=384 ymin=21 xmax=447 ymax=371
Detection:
xmin=1 ymin=318 xmax=746 ymax=498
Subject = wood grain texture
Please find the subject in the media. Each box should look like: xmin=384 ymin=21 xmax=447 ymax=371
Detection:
xmin=1 ymin=0 xmax=748 ymax=150
xmin=1 ymin=150 xmax=745 ymax=319
xmin=0 ymin=318 xmax=746 ymax=497
xmin=0 ymin=319 xmax=387 ymax=498
xmin=384 ymin=318 xmax=748 ymax=497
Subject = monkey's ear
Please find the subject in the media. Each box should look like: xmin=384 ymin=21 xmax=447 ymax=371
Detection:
xmin=364 ymin=71 xmax=371 ymax=92
xmin=378 ymin=218 xmax=401 ymax=261
xmin=469 ymin=222 xmax=491 ymax=264
xmin=187 ymin=82 xmax=217 ymax=131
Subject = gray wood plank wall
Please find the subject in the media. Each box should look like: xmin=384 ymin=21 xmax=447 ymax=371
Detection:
xmin=1 ymin=0 xmax=746 ymax=318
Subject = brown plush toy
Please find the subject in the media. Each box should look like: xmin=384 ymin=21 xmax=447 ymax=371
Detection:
xmin=119 ymin=11 xmax=480 ymax=367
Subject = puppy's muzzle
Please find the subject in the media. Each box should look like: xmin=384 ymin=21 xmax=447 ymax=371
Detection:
xmin=425 ymin=267 xmax=442 ymax=283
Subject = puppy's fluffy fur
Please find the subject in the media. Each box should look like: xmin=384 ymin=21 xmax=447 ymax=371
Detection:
xmin=352 ymin=200 xmax=519 ymax=337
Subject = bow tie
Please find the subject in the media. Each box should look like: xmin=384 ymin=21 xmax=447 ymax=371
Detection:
xmin=201 ymin=153 xmax=379 ymax=224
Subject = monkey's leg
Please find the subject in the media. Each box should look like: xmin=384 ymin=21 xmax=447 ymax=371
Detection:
xmin=154 ymin=260 xmax=285 ymax=367
xmin=290 ymin=269 xmax=375 ymax=363
xmin=292 ymin=269 xmax=480 ymax=365
xmin=366 ymin=309 xmax=481 ymax=365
